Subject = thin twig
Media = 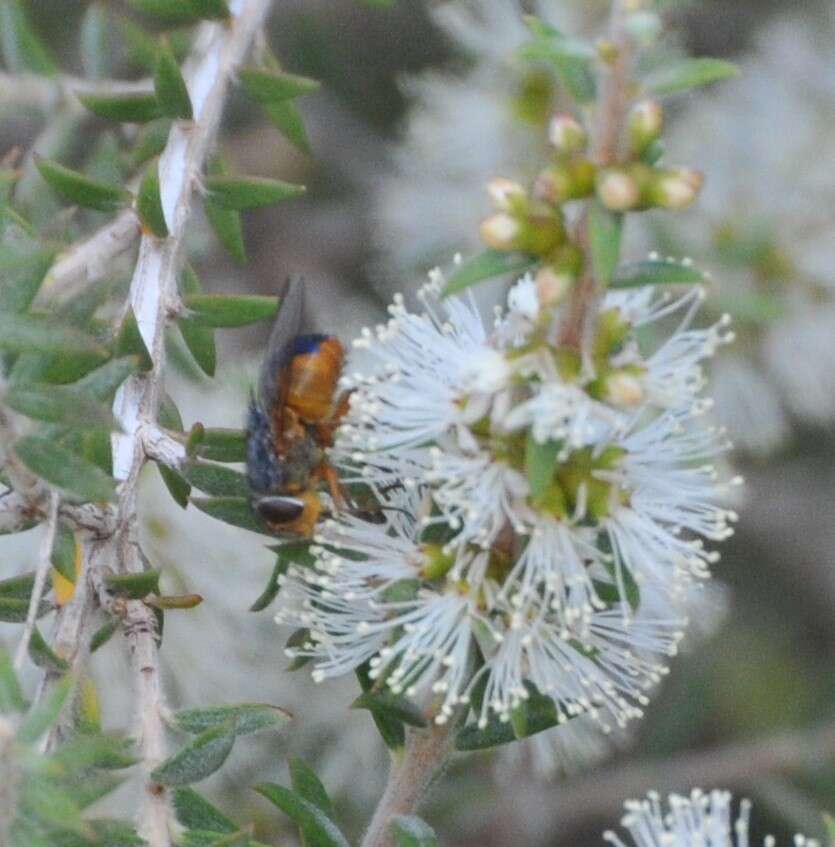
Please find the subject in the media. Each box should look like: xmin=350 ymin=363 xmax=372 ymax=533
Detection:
xmin=361 ymin=723 xmax=455 ymax=847
xmin=12 ymin=490 xmax=59 ymax=671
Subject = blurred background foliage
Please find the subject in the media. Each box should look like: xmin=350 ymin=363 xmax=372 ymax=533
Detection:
xmin=2 ymin=0 xmax=835 ymax=845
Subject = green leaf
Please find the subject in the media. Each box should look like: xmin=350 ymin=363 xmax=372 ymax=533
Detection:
xmin=18 ymin=673 xmax=74 ymax=744
xmin=146 ymin=593 xmax=203 ymax=610
xmin=115 ymin=307 xmax=153 ymax=370
xmin=75 ymin=356 xmax=140 ymax=402
xmin=204 ymin=156 xmax=247 ymax=263
xmin=104 ymin=569 xmax=161 ymax=599
xmin=158 ymin=462 xmax=192 ymax=508
xmin=158 ymin=391 xmax=184 ymax=431
xmin=4 ymin=382 xmax=117 ymax=429
xmin=130 ymin=118 xmax=172 ymax=168
xmin=14 ymin=435 xmax=117 ymax=502
xmin=0 ymin=0 xmax=57 ymax=74
xmin=588 ymin=202 xmax=622 ymax=287
xmin=391 ymin=816 xmax=438 ymax=847
xmin=611 ymin=258 xmax=706 ymax=288
xmin=442 ymin=250 xmax=536 ymax=297
xmin=0 ymin=648 xmax=25 ymax=712
xmin=519 ymin=20 xmax=596 ymax=103
xmin=90 ymin=619 xmax=119 ymax=652
xmin=204 ymin=176 xmax=305 ymax=210
xmin=28 ymin=627 xmax=70 ymax=672
xmin=240 ymin=67 xmax=320 ymax=104
xmin=647 ymin=57 xmax=739 ymax=95
xmin=525 ymin=434 xmax=560 ymax=503
xmin=80 ymin=2 xmax=113 ymax=80
xmin=254 ymin=783 xmax=350 ymax=847
xmin=264 ymin=100 xmax=313 ymax=155
xmin=0 ymin=571 xmax=36 ymax=598
xmin=19 ymin=778 xmax=90 ymax=838
xmin=249 ymin=555 xmax=289 ymax=612
xmin=198 ymin=428 xmax=247 ymax=463
xmin=189 ymin=0 xmax=230 ymax=19
xmin=0 ymin=242 xmax=58 ymax=314
xmin=171 ymin=702 xmax=291 ymax=737
xmin=0 ymin=313 xmax=105 ymax=357
xmin=181 ymin=461 xmax=250 ymax=498
xmin=155 ymin=38 xmax=193 ymax=120
xmin=289 ymin=757 xmax=334 ymax=821
xmin=137 ymin=157 xmax=169 ymax=237
xmin=178 ymin=265 xmax=217 ymax=376
xmin=172 ymin=787 xmax=237 ymax=834
xmin=126 ymin=0 xmax=199 ymax=24
xmin=351 ymin=690 xmax=428 ymax=729
xmin=50 ymin=523 xmax=76 ymax=583
xmin=183 ymin=294 xmax=279 ymax=328
xmin=151 ymin=722 xmax=237 ymax=785
xmin=34 ymin=156 xmax=131 ymax=213
xmin=78 ymin=91 xmax=161 ymax=123
xmin=191 ymin=496 xmax=272 ymax=532
xmin=356 ymin=662 xmax=404 ymax=750
xmin=0 ymin=595 xmax=49 ymax=622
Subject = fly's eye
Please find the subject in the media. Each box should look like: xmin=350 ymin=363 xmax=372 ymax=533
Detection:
xmin=255 ymin=495 xmax=305 ymax=525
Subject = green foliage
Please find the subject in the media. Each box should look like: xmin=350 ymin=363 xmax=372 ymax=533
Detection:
xmin=169 ymin=702 xmax=292 ymax=736
xmin=610 ymin=258 xmax=706 ymax=288
xmin=442 ymin=249 xmax=536 ymax=297
xmin=151 ymin=722 xmax=237 ymax=785
xmin=588 ymin=202 xmax=622 ymax=287
xmin=204 ymin=176 xmax=306 ymax=210
xmin=182 ymin=461 xmax=250 ymax=498
xmin=351 ymin=690 xmax=429 ymax=729
xmin=254 ymin=782 xmax=349 ymax=847
xmin=155 ymin=38 xmax=193 ymax=120
xmin=0 ymin=0 xmax=57 ymax=74
xmin=78 ymin=91 xmax=162 ymax=123
xmin=136 ymin=158 xmax=169 ymax=237
xmin=646 ymin=57 xmax=740 ymax=95
xmin=182 ymin=294 xmax=279 ymax=327
xmin=190 ymin=497 xmax=273 ymax=536
xmin=391 ymin=816 xmax=439 ymax=847
xmin=34 ymin=157 xmax=131 ymax=213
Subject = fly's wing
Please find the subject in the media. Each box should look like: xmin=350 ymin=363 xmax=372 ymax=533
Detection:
xmin=257 ymin=276 xmax=305 ymax=416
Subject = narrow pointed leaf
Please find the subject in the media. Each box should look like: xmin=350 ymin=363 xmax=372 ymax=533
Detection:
xmin=137 ymin=158 xmax=169 ymax=236
xmin=126 ymin=0 xmax=199 ymax=24
xmin=171 ymin=702 xmax=291 ymax=737
xmin=155 ymin=38 xmax=193 ymax=120
xmin=75 ymin=356 xmax=140 ymax=401
xmin=28 ymin=627 xmax=70 ymax=672
xmin=90 ymin=619 xmax=119 ymax=652
xmin=589 ymin=202 xmax=622 ymax=287
xmin=356 ymin=663 xmax=404 ymax=750
xmin=104 ymin=569 xmax=161 ymax=599
xmin=78 ymin=91 xmax=161 ymax=123
xmin=183 ymin=294 xmax=279 ymax=327
xmin=191 ymin=497 xmax=272 ymax=535
xmin=610 ymin=259 xmax=706 ymax=288
xmin=20 ymin=779 xmax=90 ymax=837
xmin=249 ymin=555 xmax=288 ymax=612
xmin=0 ymin=242 xmax=58 ymax=314
xmin=115 ymin=307 xmax=153 ymax=370
xmin=0 ymin=572 xmax=36 ymax=598
xmin=254 ymin=783 xmax=350 ymax=847
xmin=34 ymin=155 xmax=131 ymax=212
xmin=178 ymin=265 xmax=216 ymax=375
xmin=158 ymin=462 xmax=191 ymax=508
xmin=131 ymin=118 xmax=172 ymax=169
xmin=50 ymin=523 xmax=77 ymax=583
xmin=647 ymin=57 xmax=740 ymax=95
xmin=391 ymin=816 xmax=438 ymax=847
xmin=289 ymin=757 xmax=334 ymax=820
xmin=0 ymin=313 xmax=105 ymax=356
xmin=182 ymin=461 xmax=250 ymax=497
xmin=205 ymin=176 xmax=305 ymax=210
xmin=240 ymin=67 xmax=320 ymax=103
xmin=4 ymin=382 xmax=117 ymax=429
xmin=197 ymin=428 xmax=247 ymax=463
xmin=0 ymin=0 xmax=57 ymax=74
xmin=351 ymin=690 xmax=428 ymax=729
xmin=204 ymin=156 xmax=247 ymax=262
xmin=0 ymin=648 xmax=25 ymax=712
xmin=18 ymin=673 xmax=74 ymax=743
xmin=442 ymin=249 xmax=536 ymax=297
xmin=151 ymin=722 xmax=237 ymax=785
xmin=0 ymin=595 xmax=49 ymax=622
xmin=525 ymin=434 xmax=560 ymax=503
xmin=14 ymin=435 xmax=117 ymax=502
xmin=264 ymin=100 xmax=312 ymax=154
xmin=172 ymin=787 xmax=237 ymax=833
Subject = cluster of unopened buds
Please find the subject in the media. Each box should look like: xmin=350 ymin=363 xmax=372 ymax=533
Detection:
xmin=481 ymin=105 xmax=703 ymax=308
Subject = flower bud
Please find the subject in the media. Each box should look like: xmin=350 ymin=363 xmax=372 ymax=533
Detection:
xmin=534 ymin=159 xmax=595 ymax=205
xmin=487 ymin=176 xmax=527 ymax=212
xmin=604 ymin=370 xmax=645 ymax=407
xmin=480 ymin=213 xmax=521 ymax=250
xmin=596 ymin=167 xmax=641 ymax=211
xmin=536 ymin=264 xmax=574 ymax=307
xmin=548 ymin=113 xmax=587 ymax=155
xmin=628 ymin=98 xmax=663 ymax=157
xmin=653 ymin=167 xmax=704 ymax=210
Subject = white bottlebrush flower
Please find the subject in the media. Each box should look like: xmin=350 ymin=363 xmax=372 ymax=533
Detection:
xmin=655 ymin=12 xmax=835 ymax=454
xmin=281 ymin=268 xmax=734 ymax=744
xmin=605 ymin=790 xmax=818 ymax=847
